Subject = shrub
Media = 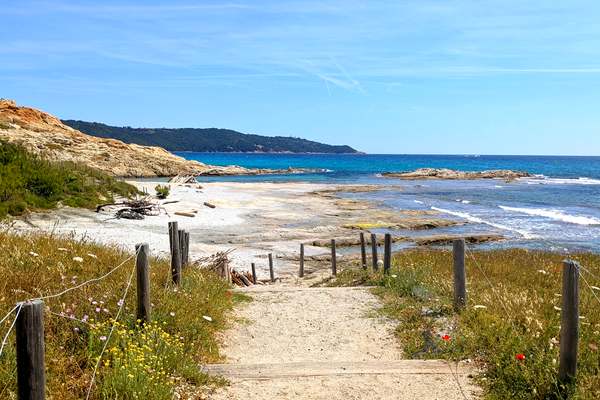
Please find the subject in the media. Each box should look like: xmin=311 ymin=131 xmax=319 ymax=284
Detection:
xmin=0 ymin=140 xmax=138 ymax=218
xmin=155 ymin=185 xmax=170 ymax=199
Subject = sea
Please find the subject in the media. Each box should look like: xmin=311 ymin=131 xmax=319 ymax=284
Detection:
xmin=176 ymin=153 xmax=600 ymax=253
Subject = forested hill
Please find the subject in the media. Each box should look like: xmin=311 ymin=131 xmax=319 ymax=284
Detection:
xmin=63 ymin=120 xmax=359 ymax=154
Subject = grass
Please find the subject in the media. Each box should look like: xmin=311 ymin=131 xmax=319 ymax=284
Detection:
xmin=0 ymin=229 xmax=243 ymax=399
xmin=0 ymin=140 xmax=138 ymax=219
xmin=328 ymin=249 xmax=600 ymax=399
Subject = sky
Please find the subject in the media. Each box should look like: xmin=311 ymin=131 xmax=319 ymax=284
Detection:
xmin=1 ymin=1 xmax=600 ymax=155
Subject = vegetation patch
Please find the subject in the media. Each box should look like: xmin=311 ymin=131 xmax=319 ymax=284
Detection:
xmin=0 ymin=140 xmax=138 ymax=218
xmin=328 ymin=249 xmax=600 ymax=399
xmin=0 ymin=230 xmax=240 ymax=399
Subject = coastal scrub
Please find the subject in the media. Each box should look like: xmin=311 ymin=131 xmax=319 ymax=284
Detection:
xmin=328 ymin=249 xmax=600 ymax=399
xmin=0 ymin=140 xmax=137 ymax=219
xmin=0 ymin=230 xmax=240 ymax=399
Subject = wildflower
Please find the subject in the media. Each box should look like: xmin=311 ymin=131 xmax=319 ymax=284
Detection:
xmin=441 ymin=334 xmax=450 ymax=341
xmin=99 ymin=336 xmax=107 ymax=341
xmin=203 ymin=315 xmax=213 ymax=322
xmin=537 ymin=269 xmax=548 ymax=275
xmin=169 ymin=312 xmax=176 ymax=317
xmin=29 ymin=251 xmax=39 ymax=257
xmin=72 ymin=256 xmax=84 ymax=263
xmin=515 ymin=353 xmax=526 ymax=361
xmin=391 ymin=274 xmax=397 ymax=278
xmin=117 ymin=299 xmax=124 ymax=307
xmin=95 ymin=307 xmax=101 ymax=313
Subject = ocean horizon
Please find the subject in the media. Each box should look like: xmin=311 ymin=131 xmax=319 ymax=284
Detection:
xmin=178 ymin=152 xmax=600 ymax=253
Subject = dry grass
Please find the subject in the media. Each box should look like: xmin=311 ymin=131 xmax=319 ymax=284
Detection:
xmin=0 ymin=229 xmax=242 ymax=399
xmin=329 ymin=248 xmax=600 ymax=399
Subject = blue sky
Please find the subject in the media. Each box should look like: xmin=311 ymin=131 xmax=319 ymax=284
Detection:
xmin=1 ymin=1 xmax=599 ymax=155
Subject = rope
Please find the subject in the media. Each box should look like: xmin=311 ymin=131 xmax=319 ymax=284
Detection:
xmin=85 ymin=260 xmax=136 ymax=400
xmin=31 ymin=250 xmax=138 ymax=301
xmin=0 ymin=304 xmax=22 ymax=358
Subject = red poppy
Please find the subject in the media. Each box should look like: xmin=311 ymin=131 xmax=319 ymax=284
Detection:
xmin=515 ymin=353 xmax=526 ymax=361
xmin=441 ymin=334 xmax=451 ymax=341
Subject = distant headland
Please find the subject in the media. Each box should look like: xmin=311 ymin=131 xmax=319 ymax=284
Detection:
xmin=62 ymin=120 xmax=360 ymax=154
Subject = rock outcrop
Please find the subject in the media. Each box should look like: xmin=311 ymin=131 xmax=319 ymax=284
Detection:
xmin=382 ymin=168 xmax=531 ymax=180
xmin=0 ymin=99 xmax=295 ymax=177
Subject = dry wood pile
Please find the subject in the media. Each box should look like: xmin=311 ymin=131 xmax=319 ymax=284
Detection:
xmin=96 ymin=197 xmax=169 ymax=220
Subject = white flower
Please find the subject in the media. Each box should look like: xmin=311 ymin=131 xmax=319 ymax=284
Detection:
xmin=72 ymin=257 xmax=84 ymax=263
xmin=29 ymin=251 xmax=39 ymax=257
xmin=537 ymin=269 xmax=548 ymax=275
xmin=169 ymin=312 xmax=176 ymax=317
xmin=99 ymin=336 xmax=107 ymax=341
xmin=202 ymin=315 xmax=213 ymax=322
xmin=391 ymin=274 xmax=397 ymax=278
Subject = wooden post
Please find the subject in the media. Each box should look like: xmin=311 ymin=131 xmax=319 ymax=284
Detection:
xmin=360 ymin=232 xmax=367 ymax=270
xmin=453 ymin=239 xmax=467 ymax=311
xmin=184 ymin=232 xmax=190 ymax=265
xmin=559 ymin=260 xmax=579 ymax=382
xmin=251 ymin=263 xmax=257 ymax=284
xmin=16 ymin=300 xmax=45 ymax=400
xmin=331 ymin=239 xmax=337 ymax=276
xmin=178 ymin=229 xmax=185 ymax=267
xmin=299 ymin=244 xmax=305 ymax=278
xmin=371 ymin=233 xmax=378 ymax=271
xmin=268 ymin=253 xmax=275 ymax=282
xmin=168 ymin=222 xmax=182 ymax=285
xmin=384 ymin=233 xmax=392 ymax=275
xmin=135 ymin=243 xmax=151 ymax=323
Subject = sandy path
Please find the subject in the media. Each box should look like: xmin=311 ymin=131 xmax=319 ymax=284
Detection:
xmin=204 ymin=286 xmax=479 ymax=399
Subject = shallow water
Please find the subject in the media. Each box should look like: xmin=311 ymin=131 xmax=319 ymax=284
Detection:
xmin=177 ymin=153 xmax=600 ymax=253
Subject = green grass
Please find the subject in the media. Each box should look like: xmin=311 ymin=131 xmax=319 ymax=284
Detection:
xmin=0 ymin=140 xmax=138 ymax=219
xmin=328 ymin=249 xmax=600 ymax=399
xmin=0 ymin=230 xmax=242 ymax=399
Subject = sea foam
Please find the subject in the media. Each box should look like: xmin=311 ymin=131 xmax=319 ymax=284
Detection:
xmin=499 ymin=206 xmax=600 ymax=226
xmin=431 ymin=206 xmax=538 ymax=239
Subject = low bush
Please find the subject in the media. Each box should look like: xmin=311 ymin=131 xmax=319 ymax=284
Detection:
xmin=0 ymin=140 xmax=138 ymax=218
xmin=155 ymin=184 xmax=170 ymax=199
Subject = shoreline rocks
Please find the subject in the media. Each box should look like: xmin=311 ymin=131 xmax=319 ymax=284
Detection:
xmin=0 ymin=99 xmax=297 ymax=178
xmin=382 ymin=168 xmax=531 ymax=180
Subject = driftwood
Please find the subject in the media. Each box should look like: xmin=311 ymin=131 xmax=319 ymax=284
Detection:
xmin=204 ymin=202 xmax=216 ymax=209
xmin=174 ymin=211 xmax=196 ymax=218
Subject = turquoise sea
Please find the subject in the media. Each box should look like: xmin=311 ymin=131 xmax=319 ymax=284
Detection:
xmin=177 ymin=153 xmax=600 ymax=253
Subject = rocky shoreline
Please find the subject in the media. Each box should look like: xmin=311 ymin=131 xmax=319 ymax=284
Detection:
xmin=0 ymin=99 xmax=299 ymax=177
xmin=382 ymin=168 xmax=531 ymax=180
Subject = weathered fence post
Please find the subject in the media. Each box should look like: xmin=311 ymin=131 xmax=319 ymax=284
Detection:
xmin=383 ymin=233 xmax=392 ymax=275
xmin=184 ymin=231 xmax=190 ymax=266
xmin=559 ymin=260 xmax=580 ymax=382
xmin=251 ymin=262 xmax=257 ymax=284
xmin=168 ymin=222 xmax=181 ymax=285
xmin=453 ymin=239 xmax=467 ymax=311
xmin=268 ymin=253 xmax=275 ymax=282
xmin=360 ymin=232 xmax=367 ymax=270
xmin=16 ymin=300 xmax=45 ymax=400
xmin=178 ymin=229 xmax=185 ymax=266
xmin=331 ymin=239 xmax=337 ymax=276
xmin=135 ymin=243 xmax=151 ymax=323
xmin=371 ymin=233 xmax=378 ymax=271
xmin=299 ymin=244 xmax=305 ymax=278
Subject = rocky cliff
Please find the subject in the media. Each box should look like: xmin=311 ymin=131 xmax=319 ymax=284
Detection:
xmin=0 ymin=99 xmax=283 ymax=177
